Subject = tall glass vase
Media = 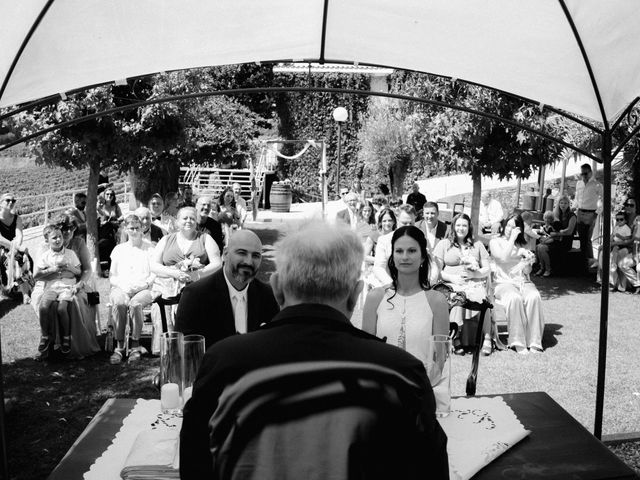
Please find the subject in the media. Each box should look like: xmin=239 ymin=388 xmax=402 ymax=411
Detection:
xmin=160 ymin=331 xmax=184 ymax=413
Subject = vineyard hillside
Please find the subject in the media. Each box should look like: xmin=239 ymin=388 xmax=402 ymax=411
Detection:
xmin=0 ymin=155 xmax=128 ymax=228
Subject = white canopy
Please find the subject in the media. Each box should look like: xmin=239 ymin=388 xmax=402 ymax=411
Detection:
xmin=2 ymin=0 xmax=640 ymax=126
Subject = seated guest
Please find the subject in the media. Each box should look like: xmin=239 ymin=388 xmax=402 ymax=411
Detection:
xmin=180 ymin=223 xmax=448 ymax=479
xmin=150 ymin=207 xmax=222 ymax=304
xmin=613 ymin=197 xmax=639 ymax=292
xmin=31 ymin=214 xmax=100 ymax=360
xmin=67 ymin=192 xmax=87 ymax=239
xmin=108 ymin=215 xmax=157 ymax=364
xmin=356 ymin=200 xmax=377 ymax=245
xmin=33 ymin=225 xmax=82 ymax=359
xmin=134 ymin=207 xmax=163 ymax=245
xmin=175 ymin=230 xmax=279 ymax=349
xmin=363 ymin=208 xmax=396 ymax=289
xmin=535 ymin=196 xmax=576 ymax=277
xmin=149 ymin=193 xmax=177 ymax=235
xmin=373 ymin=204 xmax=417 ymax=286
xmin=521 ymin=211 xmax=541 ymax=251
xmin=195 ymin=195 xmax=224 ymax=253
xmin=371 ymin=194 xmax=389 ymax=221
xmin=374 ymin=204 xmax=439 ymax=286
xmin=336 ymin=192 xmax=360 ymax=230
xmin=433 ymin=213 xmax=492 ymax=355
xmin=479 ymin=191 xmax=504 ymax=234
xmin=490 ymin=214 xmax=544 ymax=354
xmin=1 ymin=192 xmax=33 ymax=302
xmin=416 ymin=201 xmax=448 ymax=254
xmin=179 ymin=185 xmax=195 ymax=208
xmin=363 ymin=225 xmax=450 ymax=362
xmin=218 ymin=188 xmax=242 ymax=244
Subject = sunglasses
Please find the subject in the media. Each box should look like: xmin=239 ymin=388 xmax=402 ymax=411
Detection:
xmin=616 ymin=218 xmax=626 ymax=222
xmin=61 ymin=226 xmax=75 ymax=232
xmin=3 ymin=198 xmax=16 ymax=204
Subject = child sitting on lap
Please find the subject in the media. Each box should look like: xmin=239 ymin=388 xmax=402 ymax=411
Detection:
xmin=535 ymin=210 xmax=561 ymax=245
xmin=33 ymin=225 xmax=82 ymax=358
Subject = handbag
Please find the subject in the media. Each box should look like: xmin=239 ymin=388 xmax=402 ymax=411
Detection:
xmin=86 ymin=290 xmax=100 ymax=305
xmin=431 ymin=282 xmax=467 ymax=308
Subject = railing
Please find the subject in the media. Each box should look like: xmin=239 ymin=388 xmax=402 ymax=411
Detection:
xmin=16 ymin=181 xmax=129 ymax=229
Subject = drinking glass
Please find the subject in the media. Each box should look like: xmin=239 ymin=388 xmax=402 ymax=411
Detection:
xmin=182 ymin=334 xmax=206 ymax=404
xmin=160 ymin=331 xmax=184 ymax=413
xmin=427 ymin=334 xmax=452 ymax=417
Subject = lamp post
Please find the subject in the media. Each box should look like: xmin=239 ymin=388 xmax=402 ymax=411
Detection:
xmin=332 ymin=106 xmax=348 ymax=198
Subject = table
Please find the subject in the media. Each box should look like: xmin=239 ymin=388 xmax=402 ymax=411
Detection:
xmin=48 ymin=392 xmax=637 ymax=480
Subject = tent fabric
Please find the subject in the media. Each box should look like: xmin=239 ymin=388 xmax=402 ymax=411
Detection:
xmin=2 ymin=0 xmax=640 ymax=125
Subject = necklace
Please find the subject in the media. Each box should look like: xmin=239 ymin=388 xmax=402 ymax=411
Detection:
xmin=398 ymin=297 xmax=407 ymax=350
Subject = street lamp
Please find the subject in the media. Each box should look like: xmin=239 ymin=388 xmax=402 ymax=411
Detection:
xmin=332 ymin=106 xmax=348 ymax=198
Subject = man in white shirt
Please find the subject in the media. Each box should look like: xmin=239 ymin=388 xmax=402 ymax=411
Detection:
xmin=479 ymin=192 xmax=504 ymax=234
xmin=416 ymin=201 xmax=448 ymax=254
xmin=336 ymin=192 xmax=360 ymax=230
xmin=574 ymin=163 xmax=603 ymax=266
xmin=175 ymin=230 xmax=279 ymax=349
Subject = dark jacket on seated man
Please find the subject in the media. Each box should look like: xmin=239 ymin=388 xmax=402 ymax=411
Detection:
xmin=175 ymin=267 xmax=278 ymax=350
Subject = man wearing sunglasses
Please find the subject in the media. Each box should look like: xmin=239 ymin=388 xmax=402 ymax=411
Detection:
xmin=574 ymin=163 xmax=603 ymax=269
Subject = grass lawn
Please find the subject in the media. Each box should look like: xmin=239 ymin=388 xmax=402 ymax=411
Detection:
xmin=2 ymin=223 xmax=640 ymax=478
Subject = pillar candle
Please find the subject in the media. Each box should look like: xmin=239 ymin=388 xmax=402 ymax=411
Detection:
xmin=161 ymin=382 xmax=180 ymax=410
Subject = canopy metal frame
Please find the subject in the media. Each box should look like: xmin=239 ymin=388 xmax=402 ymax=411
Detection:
xmin=1 ymin=83 xmax=635 ymax=443
xmin=2 ymin=1 xmax=640 ymax=476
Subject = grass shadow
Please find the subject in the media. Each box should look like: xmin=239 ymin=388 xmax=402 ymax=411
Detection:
xmin=0 ymin=296 xmax=22 ymax=318
xmin=4 ymin=353 xmax=159 ymax=480
xmin=542 ymin=322 xmax=562 ymax=350
xmin=534 ymin=274 xmax=601 ymax=300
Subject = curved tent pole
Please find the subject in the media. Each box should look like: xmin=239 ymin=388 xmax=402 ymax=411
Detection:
xmin=0 ymin=0 xmax=55 ymax=102
xmin=0 ymin=86 xmax=602 ymax=162
xmin=0 ymin=62 xmax=604 ymax=135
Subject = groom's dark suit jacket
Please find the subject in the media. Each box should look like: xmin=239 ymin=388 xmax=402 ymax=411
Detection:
xmin=175 ymin=268 xmax=279 ymax=349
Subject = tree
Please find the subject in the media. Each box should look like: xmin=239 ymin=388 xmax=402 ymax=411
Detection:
xmin=358 ymin=72 xmax=568 ymax=228
xmin=357 ymin=99 xmax=412 ymax=197
xmin=16 ymin=67 xmax=269 ymax=268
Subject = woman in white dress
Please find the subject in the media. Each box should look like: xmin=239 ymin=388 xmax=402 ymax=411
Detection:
xmin=489 ymin=213 xmax=544 ymax=354
xmin=362 ymin=225 xmax=449 ymax=366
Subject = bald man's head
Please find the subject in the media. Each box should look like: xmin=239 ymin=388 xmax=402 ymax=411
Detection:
xmin=224 ymin=230 xmax=263 ymax=290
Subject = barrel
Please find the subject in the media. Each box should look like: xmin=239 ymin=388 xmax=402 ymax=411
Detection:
xmin=269 ymin=182 xmax=292 ymax=213
xmin=522 ymin=193 xmax=537 ymax=211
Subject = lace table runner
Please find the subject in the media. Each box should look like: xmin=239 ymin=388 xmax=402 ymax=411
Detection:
xmin=84 ymin=399 xmax=181 ymax=480
xmin=439 ymin=396 xmax=531 ymax=480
